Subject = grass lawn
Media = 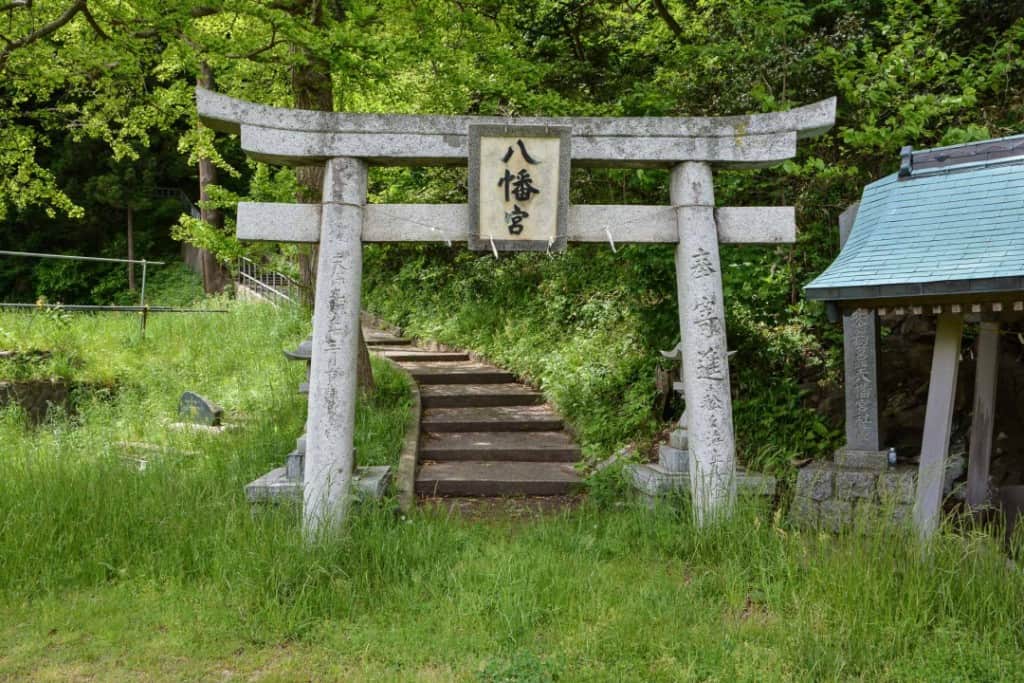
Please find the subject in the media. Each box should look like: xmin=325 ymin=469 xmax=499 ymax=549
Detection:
xmin=1 ymin=298 xmax=1023 ymax=681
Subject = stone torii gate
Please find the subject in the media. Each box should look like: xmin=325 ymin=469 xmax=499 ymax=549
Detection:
xmin=196 ymin=88 xmax=835 ymax=533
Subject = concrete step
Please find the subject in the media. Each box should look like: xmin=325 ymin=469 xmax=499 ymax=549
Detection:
xmin=378 ymin=350 xmax=471 ymax=362
xmin=364 ymin=333 xmax=410 ymax=346
xmin=421 ymin=431 xmax=579 ymax=462
xmin=399 ymin=362 xmax=515 ymax=385
xmin=420 ymin=383 xmax=544 ymax=408
xmin=416 ymin=461 xmax=581 ymax=497
xmin=422 ymin=405 xmax=563 ymax=432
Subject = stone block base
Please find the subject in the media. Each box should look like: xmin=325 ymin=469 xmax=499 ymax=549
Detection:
xmin=789 ymin=455 xmax=963 ymax=531
xmin=627 ymin=463 xmax=776 ymax=500
xmin=245 ymin=465 xmax=392 ymax=504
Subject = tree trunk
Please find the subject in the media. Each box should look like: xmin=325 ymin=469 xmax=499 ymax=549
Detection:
xmin=197 ymin=62 xmax=229 ymax=294
xmin=291 ymin=0 xmax=374 ymax=394
xmin=126 ymin=206 xmax=135 ymax=291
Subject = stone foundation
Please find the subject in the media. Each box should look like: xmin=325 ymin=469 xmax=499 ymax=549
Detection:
xmin=627 ymin=424 xmax=776 ymax=507
xmin=789 ymin=447 xmax=965 ymax=530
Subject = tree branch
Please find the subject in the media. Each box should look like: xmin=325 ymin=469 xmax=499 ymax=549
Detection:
xmin=80 ymin=2 xmax=109 ymax=40
xmin=0 ymin=0 xmax=86 ymax=68
xmin=650 ymin=0 xmax=685 ymax=41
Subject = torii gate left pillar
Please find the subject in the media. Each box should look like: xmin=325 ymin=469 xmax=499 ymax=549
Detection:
xmin=304 ymin=157 xmax=366 ymax=534
xmin=195 ymin=87 xmax=835 ymax=534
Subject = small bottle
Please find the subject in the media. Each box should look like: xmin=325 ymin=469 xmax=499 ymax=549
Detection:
xmin=887 ymin=447 xmax=898 ymax=467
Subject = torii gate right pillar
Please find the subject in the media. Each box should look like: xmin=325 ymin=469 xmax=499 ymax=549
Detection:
xmin=672 ymin=161 xmax=736 ymax=524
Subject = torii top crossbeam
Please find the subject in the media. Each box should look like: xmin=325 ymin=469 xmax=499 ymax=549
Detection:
xmin=197 ymin=87 xmax=834 ymax=168
xmin=196 ymin=87 xmax=835 ymax=534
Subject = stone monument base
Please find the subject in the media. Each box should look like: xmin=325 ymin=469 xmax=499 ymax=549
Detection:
xmin=789 ymin=446 xmax=965 ymax=531
xmin=626 ymin=426 xmax=776 ymax=508
xmin=246 ymin=464 xmax=392 ymax=504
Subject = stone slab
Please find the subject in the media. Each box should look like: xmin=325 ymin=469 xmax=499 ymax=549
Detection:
xmin=397 ymin=362 xmax=514 ymax=385
xmin=834 ymin=448 xmax=888 ymax=471
xmin=199 ymin=87 xmax=835 ymax=140
xmin=364 ymin=333 xmax=410 ymax=345
xmin=177 ymin=391 xmax=223 ymax=426
xmin=238 ymin=202 xmax=797 ymax=245
xmin=246 ymin=465 xmax=392 ymax=503
xmin=419 ymin=383 xmax=544 ymax=408
xmin=835 ymin=470 xmax=877 ymax=500
xmin=420 ymin=431 xmax=579 ymax=462
xmin=415 ymin=461 xmax=581 ymax=497
xmin=796 ymin=464 xmax=835 ymax=502
xmin=669 ymin=428 xmax=689 ymax=450
xmin=378 ymin=350 xmax=471 ymax=362
xmin=658 ymin=444 xmax=689 ymax=473
xmin=421 ymin=405 xmax=563 ymax=432
xmin=627 ymin=463 xmax=775 ymax=498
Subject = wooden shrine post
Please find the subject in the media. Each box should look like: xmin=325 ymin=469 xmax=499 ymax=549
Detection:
xmin=197 ymin=88 xmax=835 ymax=533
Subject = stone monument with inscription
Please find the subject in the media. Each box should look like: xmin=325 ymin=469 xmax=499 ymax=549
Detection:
xmin=196 ymin=87 xmax=835 ymax=534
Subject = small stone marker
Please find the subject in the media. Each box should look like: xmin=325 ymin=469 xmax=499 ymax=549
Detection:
xmin=178 ymin=391 xmax=223 ymax=426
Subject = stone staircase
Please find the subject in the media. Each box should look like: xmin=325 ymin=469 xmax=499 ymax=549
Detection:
xmin=365 ymin=331 xmax=583 ymax=498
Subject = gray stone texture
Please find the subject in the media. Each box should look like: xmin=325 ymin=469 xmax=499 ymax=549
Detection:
xmin=819 ymin=499 xmax=853 ymax=533
xmin=658 ymin=444 xmax=689 ymax=473
xmin=669 ymin=428 xmax=689 ymax=450
xmin=877 ymin=469 xmax=916 ymax=505
xmin=238 ymin=202 xmax=799 ymax=246
xmin=835 ymin=470 xmax=877 ymax=500
xmin=797 ymin=465 xmax=835 ymax=502
xmin=841 ymin=308 xmax=883 ymax=452
xmin=177 ymin=391 xmax=223 ymax=426
xmin=835 ymin=448 xmax=887 ymax=471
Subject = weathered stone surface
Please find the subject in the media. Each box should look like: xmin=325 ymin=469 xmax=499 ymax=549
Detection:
xmin=835 ymin=470 xmax=877 ymax=500
xmin=842 ymin=309 xmax=883 ymax=452
xmin=627 ymin=463 xmax=689 ymax=497
xmin=658 ymin=444 xmax=689 ymax=473
xmin=819 ymin=499 xmax=853 ymax=533
xmin=238 ymin=202 xmax=798 ymax=246
xmin=198 ymin=86 xmax=835 ymax=155
xmin=673 ymin=161 xmax=736 ymax=524
xmin=177 ymin=391 xmax=223 ymax=426
xmin=878 ymin=469 xmax=916 ymax=505
xmin=213 ymin=87 xmax=830 ymax=172
xmin=669 ymin=428 xmax=689 ymax=450
xmin=283 ymin=336 xmax=313 ymax=361
xmin=353 ymin=465 xmax=391 ymax=500
xmin=796 ymin=465 xmax=834 ymax=502
xmin=286 ymin=450 xmax=304 ymax=482
xmin=789 ymin=496 xmax=819 ymax=527
xmin=835 ymin=448 xmax=887 ymax=471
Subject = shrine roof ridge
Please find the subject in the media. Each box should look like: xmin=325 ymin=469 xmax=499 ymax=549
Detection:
xmin=196 ymin=87 xmax=835 ymax=141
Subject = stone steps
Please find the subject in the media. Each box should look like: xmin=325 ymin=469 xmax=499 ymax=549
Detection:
xmin=419 ymin=383 xmax=545 ymax=408
xmin=400 ymin=362 xmax=515 ymax=385
xmin=422 ymin=406 xmax=563 ymax=432
xmin=367 ymin=329 xmax=582 ymax=500
xmin=420 ymin=431 xmax=580 ymax=462
xmin=415 ymin=461 xmax=581 ymax=497
xmin=379 ymin=350 xmax=471 ymax=362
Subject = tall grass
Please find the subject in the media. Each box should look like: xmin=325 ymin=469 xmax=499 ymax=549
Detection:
xmin=1 ymin=301 xmax=1023 ymax=680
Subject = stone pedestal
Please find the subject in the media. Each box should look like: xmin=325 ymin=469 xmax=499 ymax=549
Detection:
xmin=789 ymin=449 xmax=965 ymax=531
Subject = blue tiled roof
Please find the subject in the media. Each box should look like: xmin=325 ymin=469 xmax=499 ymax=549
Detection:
xmin=805 ymin=142 xmax=1024 ymax=302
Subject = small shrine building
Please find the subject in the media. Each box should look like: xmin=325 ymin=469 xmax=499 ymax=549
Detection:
xmin=805 ymin=134 xmax=1024 ymax=538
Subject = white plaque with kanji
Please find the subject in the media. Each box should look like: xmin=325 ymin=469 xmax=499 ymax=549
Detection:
xmin=468 ymin=125 xmax=570 ymax=252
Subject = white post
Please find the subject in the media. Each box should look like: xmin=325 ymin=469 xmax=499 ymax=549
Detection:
xmin=966 ymin=320 xmax=1000 ymax=510
xmin=672 ymin=161 xmax=737 ymax=524
xmin=303 ymin=157 xmax=367 ymax=536
xmin=913 ymin=313 xmax=963 ymax=540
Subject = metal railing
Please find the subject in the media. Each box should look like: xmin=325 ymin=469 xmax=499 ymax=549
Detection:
xmin=237 ymin=256 xmax=302 ymax=306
